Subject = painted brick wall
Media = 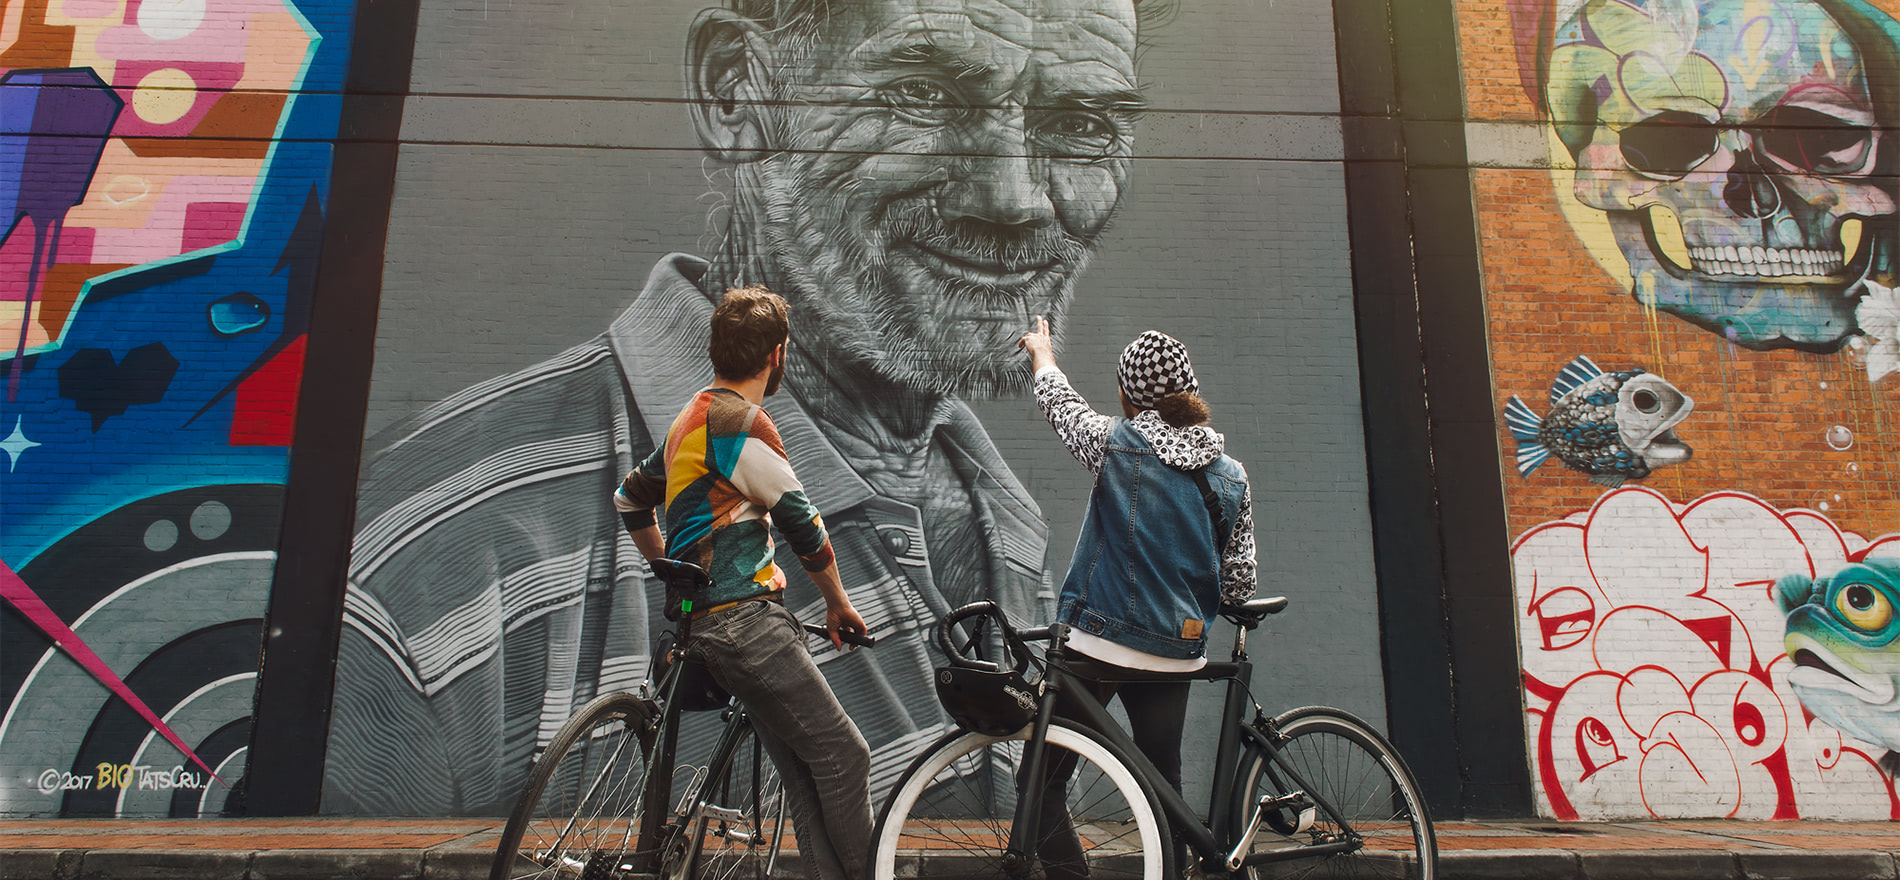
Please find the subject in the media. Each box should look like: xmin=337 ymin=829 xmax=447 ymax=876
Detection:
xmin=0 ymin=0 xmax=360 ymax=818
xmin=327 ymin=0 xmax=1379 ymax=818
xmin=1457 ymin=0 xmax=1900 ymax=819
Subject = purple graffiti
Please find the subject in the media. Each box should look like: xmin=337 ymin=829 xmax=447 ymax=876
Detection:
xmin=0 ymin=68 xmax=123 ymax=400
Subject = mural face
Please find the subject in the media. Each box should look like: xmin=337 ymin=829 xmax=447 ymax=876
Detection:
xmin=750 ymin=0 xmax=1140 ymax=398
xmin=0 ymin=0 xmax=357 ymax=817
xmin=1474 ymin=0 xmax=1900 ymax=819
xmin=1546 ymin=0 xmax=1894 ymax=350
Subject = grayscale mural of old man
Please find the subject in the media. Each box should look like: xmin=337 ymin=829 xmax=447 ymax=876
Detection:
xmin=324 ymin=0 xmax=1158 ymax=813
xmin=1539 ymin=0 xmax=1900 ymax=351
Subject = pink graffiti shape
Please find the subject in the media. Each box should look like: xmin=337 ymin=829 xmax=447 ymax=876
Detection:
xmin=0 ymin=559 xmax=225 ymax=785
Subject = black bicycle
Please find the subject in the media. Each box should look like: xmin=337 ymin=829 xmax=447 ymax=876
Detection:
xmin=489 ymin=558 xmax=872 ymax=880
xmin=868 ymin=598 xmax=1435 ymax=880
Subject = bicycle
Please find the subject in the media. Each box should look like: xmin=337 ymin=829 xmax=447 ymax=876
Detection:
xmin=488 ymin=558 xmax=873 ymax=880
xmin=869 ymin=598 xmax=1435 ymax=880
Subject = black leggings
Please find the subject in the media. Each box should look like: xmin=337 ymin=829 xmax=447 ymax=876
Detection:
xmin=1031 ymin=664 xmax=1191 ymax=880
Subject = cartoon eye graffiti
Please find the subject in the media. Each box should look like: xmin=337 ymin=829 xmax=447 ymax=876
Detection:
xmin=1833 ymin=582 xmax=1893 ymax=632
xmin=1631 ymin=388 xmax=1660 ymax=414
xmin=1574 ymin=716 xmax=1623 ymax=782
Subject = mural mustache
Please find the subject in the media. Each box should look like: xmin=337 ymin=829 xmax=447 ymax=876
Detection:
xmin=766 ymin=184 xmax=1099 ymax=398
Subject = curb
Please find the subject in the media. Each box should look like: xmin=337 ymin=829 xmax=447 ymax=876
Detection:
xmin=1434 ymin=848 xmax=1900 ymax=880
xmin=6 ymin=847 xmax=1900 ymax=880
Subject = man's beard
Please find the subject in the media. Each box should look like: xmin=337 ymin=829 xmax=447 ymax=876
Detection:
xmin=756 ymin=157 xmax=1100 ymax=400
xmin=764 ymin=357 xmax=784 ymax=397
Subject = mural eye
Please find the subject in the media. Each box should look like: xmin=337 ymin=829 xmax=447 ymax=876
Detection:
xmin=882 ymin=78 xmax=963 ymax=124
xmin=1619 ymin=111 xmax=1718 ymax=178
xmin=1631 ymin=389 xmax=1660 ymax=413
xmin=1834 ymin=582 xmax=1893 ymax=631
xmin=1035 ymin=112 xmax=1119 ymax=160
xmin=1757 ymin=105 xmax=1874 ymax=176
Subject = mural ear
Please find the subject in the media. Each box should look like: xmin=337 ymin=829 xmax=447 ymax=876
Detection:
xmin=686 ymin=9 xmax=775 ymax=163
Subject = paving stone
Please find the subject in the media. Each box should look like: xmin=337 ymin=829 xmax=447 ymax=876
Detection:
xmin=1438 ymin=848 xmax=1580 ymax=880
xmin=72 ymin=849 xmax=251 ymax=880
xmin=1580 ymin=849 xmax=1741 ymax=880
xmin=0 ymin=851 xmax=63 ymax=880
xmin=1739 ymin=850 xmax=1898 ymax=880
xmin=247 ymin=850 xmax=423 ymax=880
xmin=419 ymin=850 xmax=490 ymax=880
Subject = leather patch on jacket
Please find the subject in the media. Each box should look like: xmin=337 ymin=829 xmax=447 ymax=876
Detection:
xmin=1181 ymin=618 xmax=1204 ymax=639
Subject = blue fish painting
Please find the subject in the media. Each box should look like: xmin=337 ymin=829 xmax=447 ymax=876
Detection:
xmin=1777 ymin=561 xmax=1900 ymax=776
xmin=1504 ymin=356 xmax=1694 ymax=487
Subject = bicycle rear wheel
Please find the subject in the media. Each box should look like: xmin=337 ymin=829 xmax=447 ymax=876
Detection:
xmin=869 ymin=720 xmax=1170 ymax=880
xmin=665 ymin=722 xmax=788 ymax=880
xmin=1233 ymin=707 xmax=1435 ymax=880
xmin=489 ymin=693 xmax=656 ymax=880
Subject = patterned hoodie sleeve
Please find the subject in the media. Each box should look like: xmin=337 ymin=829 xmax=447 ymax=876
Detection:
xmin=1034 ymin=366 xmax=1114 ymax=475
xmin=613 ymin=445 xmax=666 ymax=532
xmin=1221 ymin=485 xmax=1258 ymax=605
xmin=728 ymin=408 xmax=835 ymax=572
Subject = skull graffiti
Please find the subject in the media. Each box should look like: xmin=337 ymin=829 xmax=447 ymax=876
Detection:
xmin=1548 ymin=0 xmax=1896 ymax=350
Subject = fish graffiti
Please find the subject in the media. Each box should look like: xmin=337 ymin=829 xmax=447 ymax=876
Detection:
xmin=1505 ymin=356 xmax=1695 ymax=487
xmin=1777 ymin=560 xmax=1900 ymax=776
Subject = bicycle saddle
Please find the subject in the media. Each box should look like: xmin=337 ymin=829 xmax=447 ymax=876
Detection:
xmin=1221 ymin=596 xmax=1288 ymax=629
xmin=650 ymin=557 xmax=711 ymax=621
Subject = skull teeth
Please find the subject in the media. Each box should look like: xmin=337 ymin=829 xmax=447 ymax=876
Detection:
xmin=1687 ymin=245 xmax=1846 ymax=278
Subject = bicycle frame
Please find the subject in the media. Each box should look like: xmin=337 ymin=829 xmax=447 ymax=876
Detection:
xmin=628 ymin=635 xmax=770 ymax=875
xmin=1005 ymin=624 xmax=1364 ymax=873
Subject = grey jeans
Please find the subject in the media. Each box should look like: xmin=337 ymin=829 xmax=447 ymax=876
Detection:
xmin=693 ymin=599 xmax=873 ymax=880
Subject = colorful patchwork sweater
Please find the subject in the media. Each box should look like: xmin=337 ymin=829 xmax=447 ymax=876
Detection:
xmin=615 ymin=387 xmax=835 ymax=606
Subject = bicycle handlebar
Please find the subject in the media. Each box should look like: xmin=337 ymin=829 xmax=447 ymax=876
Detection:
xmin=935 ymin=601 xmax=1039 ymax=674
xmin=801 ymin=622 xmax=876 ymax=649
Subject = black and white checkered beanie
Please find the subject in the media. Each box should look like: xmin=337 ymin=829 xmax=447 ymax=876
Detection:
xmin=1117 ymin=331 xmax=1198 ymax=410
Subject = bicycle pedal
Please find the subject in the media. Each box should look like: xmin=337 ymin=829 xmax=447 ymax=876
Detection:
xmin=1294 ymin=805 xmax=1317 ymax=835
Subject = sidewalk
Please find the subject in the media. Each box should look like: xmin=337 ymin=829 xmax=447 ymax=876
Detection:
xmin=3 ymin=817 xmax=1899 ymax=879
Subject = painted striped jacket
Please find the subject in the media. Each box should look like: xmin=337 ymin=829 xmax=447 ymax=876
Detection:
xmin=324 ymin=254 xmax=1049 ymax=815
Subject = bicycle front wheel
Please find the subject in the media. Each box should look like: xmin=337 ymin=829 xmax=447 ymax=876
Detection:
xmin=1233 ymin=706 xmax=1435 ymax=880
xmin=665 ymin=723 xmax=788 ymax=880
xmin=489 ymin=692 xmax=656 ymax=880
xmin=869 ymin=720 xmax=1170 ymax=880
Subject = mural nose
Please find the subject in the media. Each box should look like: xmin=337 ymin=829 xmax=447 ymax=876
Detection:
xmin=1723 ymin=151 xmax=1781 ymax=220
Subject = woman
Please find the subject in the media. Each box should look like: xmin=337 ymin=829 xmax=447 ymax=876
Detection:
xmin=1019 ymin=318 xmax=1257 ymax=874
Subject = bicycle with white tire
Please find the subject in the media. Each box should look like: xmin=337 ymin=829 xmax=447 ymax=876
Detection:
xmin=869 ymin=597 xmax=1435 ymax=880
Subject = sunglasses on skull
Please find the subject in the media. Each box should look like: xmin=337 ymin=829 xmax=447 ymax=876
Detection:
xmin=1616 ymin=106 xmax=1876 ymax=180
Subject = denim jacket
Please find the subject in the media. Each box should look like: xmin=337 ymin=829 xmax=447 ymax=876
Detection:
xmin=1057 ymin=417 xmax=1249 ymax=660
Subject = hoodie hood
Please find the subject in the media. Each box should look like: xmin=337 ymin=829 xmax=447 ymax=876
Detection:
xmin=1129 ymin=410 xmax=1224 ymax=470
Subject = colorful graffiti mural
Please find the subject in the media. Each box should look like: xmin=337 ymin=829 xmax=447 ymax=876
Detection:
xmin=0 ymin=0 xmax=356 ymax=817
xmin=1469 ymin=0 xmax=1900 ymax=818
xmin=1516 ymin=488 xmax=1899 ymax=819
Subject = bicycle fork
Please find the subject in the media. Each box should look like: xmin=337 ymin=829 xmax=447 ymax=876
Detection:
xmin=1002 ymin=679 xmax=1063 ymax=877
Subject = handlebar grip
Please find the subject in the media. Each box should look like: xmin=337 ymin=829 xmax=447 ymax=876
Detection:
xmin=936 ymin=601 xmax=1033 ymax=672
xmin=802 ymin=623 xmax=876 ymax=648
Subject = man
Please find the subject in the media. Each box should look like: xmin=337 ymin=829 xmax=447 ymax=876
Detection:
xmin=617 ymin=286 xmax=872 ymax=880
xmin=326 ymin=0 xmax=1154 ymax=814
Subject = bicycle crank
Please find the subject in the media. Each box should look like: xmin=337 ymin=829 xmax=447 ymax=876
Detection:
xmin=1226 ymin=791 xmax=1317 ymax=871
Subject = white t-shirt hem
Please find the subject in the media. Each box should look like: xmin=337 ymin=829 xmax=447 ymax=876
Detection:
xmin=1066 ymin=630 xmax=1207 ymax=672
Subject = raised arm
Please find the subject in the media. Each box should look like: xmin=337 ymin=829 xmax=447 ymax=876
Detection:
xmin=1020 ymin=316 xmax=1114 ymax=475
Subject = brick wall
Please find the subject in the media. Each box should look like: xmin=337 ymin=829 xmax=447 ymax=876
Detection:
xmin=1457 ymin=0 xmax=1900 ymax=819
